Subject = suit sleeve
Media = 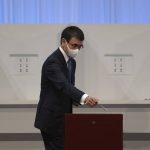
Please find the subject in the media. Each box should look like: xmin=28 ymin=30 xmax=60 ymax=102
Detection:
xmin=44 ymin=60 xmax=85 ymax=104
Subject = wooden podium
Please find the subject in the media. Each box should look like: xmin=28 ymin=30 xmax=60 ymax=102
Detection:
xmin=65 ymin=114 xmax=123 ymax=150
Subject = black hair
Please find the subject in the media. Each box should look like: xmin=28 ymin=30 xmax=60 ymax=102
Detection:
xmin=61 ymin=26 xmax=84 ymax=43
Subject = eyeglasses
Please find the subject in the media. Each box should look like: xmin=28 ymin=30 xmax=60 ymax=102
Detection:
xmin=68 ymin=43 xmax=84 ymax=50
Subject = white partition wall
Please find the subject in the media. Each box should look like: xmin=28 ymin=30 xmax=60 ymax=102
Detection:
xmin=0 ymin=25 xmax=150 ymax=104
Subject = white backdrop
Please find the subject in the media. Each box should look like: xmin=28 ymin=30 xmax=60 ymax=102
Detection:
xmin=0 ymin=25 xmax=150 ymax=104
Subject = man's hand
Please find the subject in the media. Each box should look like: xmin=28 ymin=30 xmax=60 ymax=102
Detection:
xmin=84 ymin=96 xmax=98 ymax=106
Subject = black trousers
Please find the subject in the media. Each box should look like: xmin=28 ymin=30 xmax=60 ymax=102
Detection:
xmin=41 ymin=128 xmax=64 ymax=150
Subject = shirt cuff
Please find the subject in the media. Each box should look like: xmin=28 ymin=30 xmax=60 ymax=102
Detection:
xmin=80 ymin=94 xmax=88 ymax=105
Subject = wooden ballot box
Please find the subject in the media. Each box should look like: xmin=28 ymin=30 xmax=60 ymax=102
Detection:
xmin=65 ymin=114 xmax=123 ymax=150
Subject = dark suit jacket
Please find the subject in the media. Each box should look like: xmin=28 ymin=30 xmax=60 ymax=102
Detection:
xmin=34 ymin=48 xmax=84 ymax=133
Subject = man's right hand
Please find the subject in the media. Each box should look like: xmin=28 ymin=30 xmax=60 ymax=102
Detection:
xmin=84 ymin=96 xmax=98 ymax=106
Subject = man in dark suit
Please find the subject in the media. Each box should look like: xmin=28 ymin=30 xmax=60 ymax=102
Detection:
xmin=34 ymin=26 xmax=98 ymax=150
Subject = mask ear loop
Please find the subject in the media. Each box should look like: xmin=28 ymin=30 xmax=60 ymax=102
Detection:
xmin=62 ymin=38 xmax=70 ymax=49
xmin=66 ymin=42 xmax=70 ymax=50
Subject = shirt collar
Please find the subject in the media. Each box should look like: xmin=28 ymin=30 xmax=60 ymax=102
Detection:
xmin=59 ymin=46 xmax=69 ymax=63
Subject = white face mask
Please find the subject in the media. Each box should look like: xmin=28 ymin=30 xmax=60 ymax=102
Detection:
xmin=66 ymin=43 xmax=79 ymax=58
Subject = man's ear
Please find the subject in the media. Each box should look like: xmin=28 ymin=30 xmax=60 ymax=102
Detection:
xmin=61 ymin=38 xmax=67 ymax=47
xmin=61 ymin=38 xmax=66 ymax=47
xmin=62 ymin=38 xmax=66 ymax=43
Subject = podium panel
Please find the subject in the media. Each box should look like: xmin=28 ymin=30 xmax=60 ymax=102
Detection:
xmin=65 ymin=114 xmax=123 ymax=150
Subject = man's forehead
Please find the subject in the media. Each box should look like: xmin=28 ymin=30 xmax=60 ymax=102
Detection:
xmin=69 ymin=37 xmax=83 ymax=44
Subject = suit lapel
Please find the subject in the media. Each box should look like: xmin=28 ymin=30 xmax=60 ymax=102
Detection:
xmin=55 ymin=48 xmax=68 ymax=70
